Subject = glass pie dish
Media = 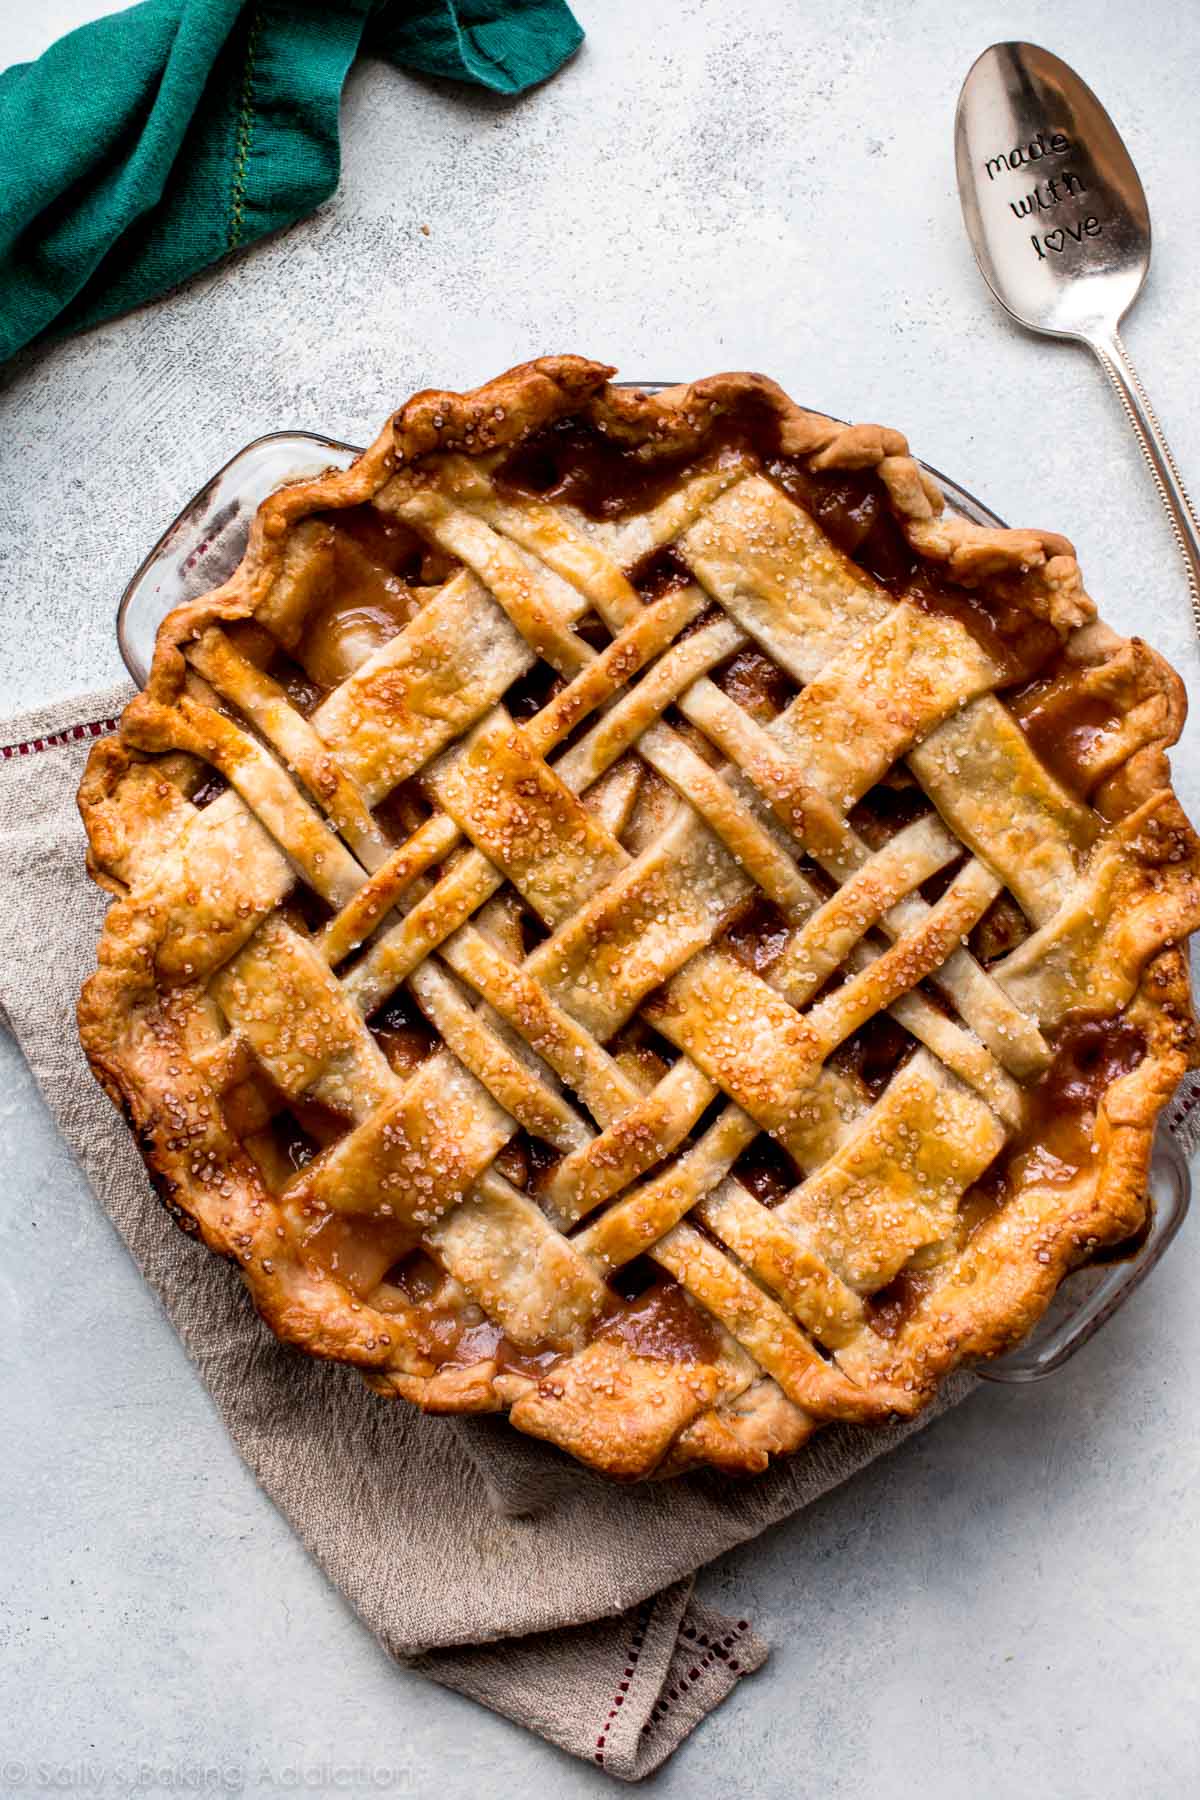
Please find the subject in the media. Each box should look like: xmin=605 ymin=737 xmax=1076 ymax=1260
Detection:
xmin=114 ymin=399 xmax=1192 ymax=1389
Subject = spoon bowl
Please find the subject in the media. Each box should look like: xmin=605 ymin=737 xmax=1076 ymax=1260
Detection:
xmin=956 ymin=42 xmax=1149 ymax=340
xmin=956 ymin=42 xmax=1200 ymax=632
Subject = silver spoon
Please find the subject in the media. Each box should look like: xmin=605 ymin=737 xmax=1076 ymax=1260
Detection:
xmin=955 ymin=41 xmax=1200 ymax=636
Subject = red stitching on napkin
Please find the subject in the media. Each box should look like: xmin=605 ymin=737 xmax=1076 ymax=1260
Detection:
xmin=1172 ymin=1083 xmax=1200 ymax=1127
xmin=639 ymin=1618 xmax=753 ymax=1739
xmin=1 ymin=717 xmax=119 ymax=760
xmin=594 ymin=1599 xmax=653 ymax=1768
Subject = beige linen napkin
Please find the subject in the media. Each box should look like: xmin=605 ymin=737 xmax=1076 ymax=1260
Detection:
xmin=6 ymin=683 xmax=1191 ymax=1776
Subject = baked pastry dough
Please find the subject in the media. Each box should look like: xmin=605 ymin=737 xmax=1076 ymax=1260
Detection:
xmin=78 ymin=358 xmax=1200 ymax=1477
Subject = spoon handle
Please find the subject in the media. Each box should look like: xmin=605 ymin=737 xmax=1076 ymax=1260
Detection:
xmin=1086 ymin=328 xmax=1200 ymax=641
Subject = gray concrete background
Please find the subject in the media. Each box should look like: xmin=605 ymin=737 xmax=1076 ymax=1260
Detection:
xmin=2 ymin=1 xmax=1199 ymax=1793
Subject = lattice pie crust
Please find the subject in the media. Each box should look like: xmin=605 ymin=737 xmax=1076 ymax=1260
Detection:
xmin=79 ymin=359 xmax=1200 ymax=1478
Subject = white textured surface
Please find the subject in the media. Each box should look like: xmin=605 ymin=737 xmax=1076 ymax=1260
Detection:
xmin=2 ymin=2 xmax=1200 ymax=1793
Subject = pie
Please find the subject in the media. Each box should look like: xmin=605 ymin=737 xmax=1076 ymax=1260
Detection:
xmin=78 ymin=357 xmax=1200 ymax=1479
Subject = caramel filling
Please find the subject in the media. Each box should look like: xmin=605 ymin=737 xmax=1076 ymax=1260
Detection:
xmin=299 ymin=554 xmax=418 ymax=687
xmin=496 ymin=417 xmax=710 ymax=519
xmin=321 ymin=502 xmax=425 ymax=575
xmin=369 ymin=988 xmax=439 ymax=1077
xmin=730 ymin=1136 xmax=803 ymax=1206
xmin=724 ymin=895 xmax=794 ymax=978
xmin=595 ymin=1278 xmax=723 ymax=1364
xmin=835 ymin=1012 xmax=918 ymax=1099
xmin=1008 ymin=660 xmax=1125 ymax=800
xmin=1014 ymin=1013 xmax=1146 ymax=1182
xmin=961 ymin=1013 xmax=1147 ymax=1241
xmin=864 ymin=1269 xmax=934 ymax=1341
xmin=627 ymin=545 xmax=695 ymax=601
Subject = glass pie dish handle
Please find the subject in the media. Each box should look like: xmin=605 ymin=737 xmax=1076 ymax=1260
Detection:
xmin=114 ymin=418 xmax=1193 ymax=1385
xmin=118 ymin=430 xmax=364 ymax=688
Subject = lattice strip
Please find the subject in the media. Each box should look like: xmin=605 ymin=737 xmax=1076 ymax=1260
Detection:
xmin=650 ymin=1222 xmax=879 ymax=1418
xmin=800 ymin=859 xmax=1001 ymax=1049
xmin=769 ymin=813 xmax=962 ymax=1002
xmin=543 ymin=1058 xmax=718 ymax=1225
xmin=316 ymin=813 xmax=461 ymax=967
xmin=776 ymin=1053 xmax=1006 ymax=1289
xmin=995 ymin=805 xmax=1174 ymax=1025
xmin=428 ymin=456 xmax=647 ymax=624
xmin=679 ymin=474 xmax=892 ymax=682
xmin=407 ymin=960 xmax=591 ymax=1152
xmin=633 ymin=720 xmax=814 ymax=914
xmin=549 ymin=616 xmax=745 ymax=793
xmin=574 ymin=1050 xmax=868 ymax=1276
xmin=435 ymin=924 xmax=641 ymax=1129
xmin=572 ymin=461 xmax=755 ymax=571
xmin=765 ymin=599 xmax=1001 ymax=807
xmin=387 ymin=491 xmax=594 ymax=675
xmin=682 ymin=678 xmax=1050 ymax=1076
xmin=310 ymin=570 xmax=538 ymax=800
xmin=676 ymin=677 xmax=863 ymax=867
xmin=910 ymin=697 xmax=1098 ymax=925
xmin=884 ymin=987 xmax=1023 ymax=1127
xmin=427 ymin=708 xmax=628 ymax=926
xmin=341 ymin=846 xmax=506 ymax=1019
xmin=694 ymin=1178 xmax=866 ymax=1348
xmin=143 ymin=789 xmax=293 ymax=985
xmin=526 ymin=804 xmax=751 ymax=1037
xmin=285 ymin=1049 xmax=510 ymax=1226
xmin=185 ymin=628 xmax=389 ymax=869
xmin=174 ymin=695 xmax=366 ymax=907
xmin=210 ymin=917 xmax=394 ymax=1118
xmin=426 ymin=1171 xmax=607 ymax=1347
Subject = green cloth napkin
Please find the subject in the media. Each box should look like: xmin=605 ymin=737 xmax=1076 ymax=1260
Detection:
xmin=0 ymin=0 xmax=582 ymax=362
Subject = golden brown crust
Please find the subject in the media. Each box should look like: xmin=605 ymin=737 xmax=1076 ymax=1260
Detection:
xmin=77 ymin=357 xmax=1200 ymax=1479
